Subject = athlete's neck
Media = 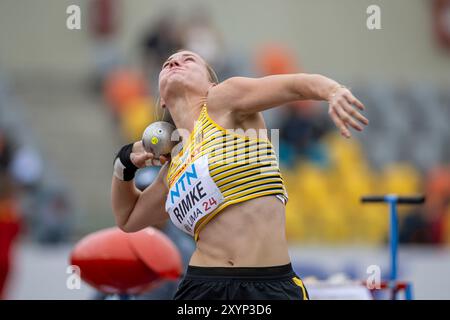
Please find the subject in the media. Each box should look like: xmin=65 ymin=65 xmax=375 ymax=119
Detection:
xmin=166 ymin=94 xmax=205 ymax=129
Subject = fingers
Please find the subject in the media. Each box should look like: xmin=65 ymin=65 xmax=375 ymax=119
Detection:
xmin=336 ymin=101 xmax=364 ymax=132
xmin=329 ymin=109 xmax=351 ymax=138
xmin=159 ymin=155 xmax=171 ymax=165
xmin=138 ymin=153 xmax=171 ymax=167
xmin=133 ymin=152 xmax=171 ymax=167
xmin=344 ymin=92 xmax=365 ymax=111
xmin=346 ymin=106 xmax=369 ymax=126
xmin=132 ymin=141 xmax=144 ymax=153
xmin=131 ymin=152 xmax=154 ymax=168
xmin=343 ymin=98 xmax=369 ymax=126
xmin=145 ymin=157 xmax=162 ymax=167
xmin=328 ymin=90 xmax=369 ymax=138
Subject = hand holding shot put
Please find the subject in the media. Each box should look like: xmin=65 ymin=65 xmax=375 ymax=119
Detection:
xmin=138 ymin=121 xmax=177 ymax=167
xmin=127 ymin=141 xmax=166 ymax=168
xmin=111 ymin=121 xmax=177 ymax=232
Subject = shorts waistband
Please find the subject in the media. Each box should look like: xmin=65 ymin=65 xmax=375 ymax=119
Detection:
xmin=184 ymin=263 xmax=296 ymax=280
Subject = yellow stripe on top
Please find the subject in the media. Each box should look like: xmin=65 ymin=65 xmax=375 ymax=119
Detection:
xmin=167 ymin=104 xmax=288 ymax=240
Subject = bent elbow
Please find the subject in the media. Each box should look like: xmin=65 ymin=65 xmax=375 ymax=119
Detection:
xmin=116 ymin=220 xmax=139 ymax=233
xmin=117 ymin=222 xmax=133 ymax=233
xmin=116 ymin=217 xmax=147 ymax=233
xmin=115 ymin=214 xmax=135 ymax=233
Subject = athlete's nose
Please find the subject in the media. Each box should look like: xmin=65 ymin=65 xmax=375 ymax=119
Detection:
xmin=168 ymin=59 xmax=181 ymax=68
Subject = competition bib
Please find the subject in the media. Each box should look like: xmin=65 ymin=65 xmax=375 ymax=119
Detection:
xmin=165 ymin=154 xmax=224 ymax=236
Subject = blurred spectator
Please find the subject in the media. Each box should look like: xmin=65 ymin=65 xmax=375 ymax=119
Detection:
xmin=6 ymin=144 xmax=75 ymax=245
xmin=0 ymin=132 xmax=13 ymax=170
xmin=0 ymin=173 xmax=21 ymax=300
xmin=120 ymin=96 xmax=157 ymax=141
xmin=255 ymin=43 xmax=331 ymax=167
xmin=180 ymin=6 xmax=236 ymax=81
xmin=89 ymin=0 xmax=120 ymax=37
xmin=102 ymin=66 xmax=158 ymax=142
xmin=139 ymin=5 xmax=238 ymax=87
xmin=9 ymin=146 xmax=43 ymax=189
xmin=140 ymin=11 xmax=183 ymax=91
xmin=255 ymin=44 xmax=299 ymax=131
xmin=103 ymin=67 xmax=149 ymax=121
xmin=400 ymin=166 xmax=450 ymax=244
xmin=88 ymin=0 xmax=123 ymax=93
xmin=279 ymin=103 xmax=331 ymax=168
xmin=256 ymin=43 xmax=298 ymax=76
xmin=1 ymin=130 xmax=74 ymax=247
xmin=27 ymin=186 xmax=74 ymax=244
xmin=399 ymin=208 xmax=433 ymax=243
xmin=0 ymin=130 xmax=21 ymax=299
xmin=425 ymin=167 xmax=450 ymax=243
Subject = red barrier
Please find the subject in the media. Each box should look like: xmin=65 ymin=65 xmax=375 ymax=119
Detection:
xmin=70 ymin=227 xmax=182 ymax=295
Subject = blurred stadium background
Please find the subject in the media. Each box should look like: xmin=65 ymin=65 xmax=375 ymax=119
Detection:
xmin=0 ymin=0 xmax=449 ymax=299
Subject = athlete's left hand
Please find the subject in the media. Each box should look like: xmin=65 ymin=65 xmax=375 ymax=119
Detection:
xmin=327 ymin=87 xmax=369 ymax=139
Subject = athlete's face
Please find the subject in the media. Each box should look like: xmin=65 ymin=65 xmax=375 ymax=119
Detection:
xmin=159 ymin=51 xmax=212 ymax=101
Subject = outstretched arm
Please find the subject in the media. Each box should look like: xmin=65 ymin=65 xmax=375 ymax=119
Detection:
xmin=208 ymin=74 xmax=369 ymax=138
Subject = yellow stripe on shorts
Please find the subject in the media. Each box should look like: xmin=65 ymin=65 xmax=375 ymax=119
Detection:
xmin=292 ymin=277 xmax=308 ymax=300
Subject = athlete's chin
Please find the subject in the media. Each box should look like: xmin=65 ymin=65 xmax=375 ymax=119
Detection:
xmin=165 ymin=73 xmax=189 ymax=90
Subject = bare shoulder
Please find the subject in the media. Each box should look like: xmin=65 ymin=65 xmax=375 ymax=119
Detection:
xmin=206 ymin=77 xmax=253 ymax=114
xmin=206 ymin=78 xmax=267 ymax=133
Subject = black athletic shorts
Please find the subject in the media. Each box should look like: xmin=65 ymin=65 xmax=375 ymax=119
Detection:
xmin=173 ymin=263 xmax=309 ymax=300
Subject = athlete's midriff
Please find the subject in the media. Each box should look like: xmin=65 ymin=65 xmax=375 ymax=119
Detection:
xmin=189 ymin=195 xmax=291 ymax=267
